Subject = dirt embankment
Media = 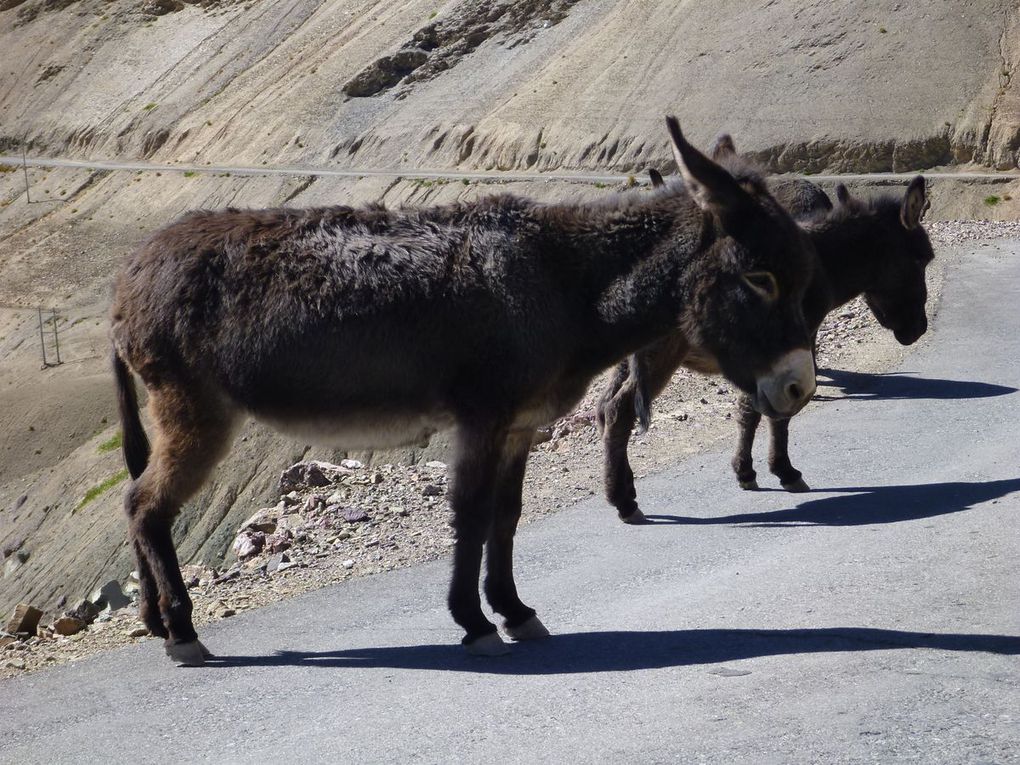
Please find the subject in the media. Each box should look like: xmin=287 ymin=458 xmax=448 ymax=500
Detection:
xmin=2 ymin=0 xmax=1020 ymax=175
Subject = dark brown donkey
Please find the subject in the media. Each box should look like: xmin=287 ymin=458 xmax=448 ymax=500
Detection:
xmin=111 ymin=118 xmax=817 ymax=665
xmin=599 ymin=140 xmax=933 ymax=523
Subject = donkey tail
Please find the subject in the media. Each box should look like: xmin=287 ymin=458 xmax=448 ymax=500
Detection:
xmin=630 ymin=354 xmax=652 ymax=435
xmin=112 ymin=348 xmax=150 ymax=480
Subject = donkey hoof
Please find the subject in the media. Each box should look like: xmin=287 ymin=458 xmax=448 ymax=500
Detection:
xmin=505 ymin=615 xmax=550 ymax=642
xmin=738 ymin=479 xmax=760 ymax=491
xmin=782 ymin=478 xmax=810 ymax=493
xmin=465 ymin=632 xmax=511 ymax=657
xmin=619 ymin=507 xmax=647 ymax=524
xmin=165 ymin=640 xmax=208 ymax=667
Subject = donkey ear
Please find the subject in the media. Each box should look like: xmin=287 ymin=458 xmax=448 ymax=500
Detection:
xmin=648 ymin=168 xmax=665 ymax=188
xmin=710 ymin=133 xmax=737 ymax=161
xmin=901 ymin=175 xmax=927 ymax=230
xmin=666 ymin=116 xmax=749 ymax=218
xmin=835 ymin=184 xmax=851 ymax=206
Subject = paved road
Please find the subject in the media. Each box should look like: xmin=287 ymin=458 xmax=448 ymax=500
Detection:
xmin=2 ymin=242 xmax=1019 ymax=763
xmin=3 ymin=154 xmax=1018 ymax=186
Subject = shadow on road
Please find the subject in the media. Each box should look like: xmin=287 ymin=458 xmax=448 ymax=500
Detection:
xmin=204 ymin=627 xmax=1020 ymax=674
xmin=813 ymin=368 xmax=1016 ymax=402
xmin=641 ymin=477 xmax=1020 ymax=527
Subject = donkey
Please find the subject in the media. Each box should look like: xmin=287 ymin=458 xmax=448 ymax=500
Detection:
xmin=111 ymin=118 xmax=817 ymax=665
xmin=598 ymin=137 xmax=933 ymax=523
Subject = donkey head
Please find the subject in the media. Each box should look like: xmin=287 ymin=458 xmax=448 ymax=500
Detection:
xmin=666 ymin=118 xmax=816 ymax=418
xmin=835 ymin=178 xmax=933 ymax=345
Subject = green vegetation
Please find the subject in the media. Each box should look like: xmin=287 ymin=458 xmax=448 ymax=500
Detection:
xmin=0 ymin=163 xmax=16 ymax=173
xmin=98 ymin=432 xmax=122 ymax=453
xmin=984 ymin=195 xmax=1002 ymax=206
xmin=143 ymin=102 xmax=158 ymax=111
xmin=76 ymin=469 xmax=129 ymax=512
xmin=183 ymin=170 xmax=197 ymax=178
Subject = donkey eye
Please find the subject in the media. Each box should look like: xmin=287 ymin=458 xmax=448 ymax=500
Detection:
xmin=741 ymin=271 xmax=779 ymax=303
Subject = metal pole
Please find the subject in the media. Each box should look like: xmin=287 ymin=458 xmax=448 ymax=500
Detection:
xmin=37 ymin=307 xmax=47 ymax=367
xmin=51 ymin=308 xmax=61 ymax=365
xmin=21 ymin=142 xmax=31 ymax=204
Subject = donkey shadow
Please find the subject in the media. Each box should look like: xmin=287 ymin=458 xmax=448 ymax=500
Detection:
xmin=641 ymin=477 xmax=1020 ymax=527
xmin=813 ymin=368 xmax=1016 ymax=402
xmin=204 ymin=627 xmax=1020 ymax=675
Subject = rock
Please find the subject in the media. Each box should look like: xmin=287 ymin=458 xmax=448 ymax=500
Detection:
xmin=3 ymin=554 xmax=25 ymax=578
xmin=340 ymin=458 xmax=364 ymax=470
xmin=276 ymin=514 xmax=306 ymax=533
xmin=422 ymin=484 xmax=444 ymax=497
xmin=6 ymin=604 xmax=43 ymax=635
xmin=91 ymin=580 xmax=131 ymax=611
xmin=0 ymin=636 xmax=18 ymax=650
xmin=5 ymin=658 xmax=25 ymax=670
xmin=424 ymin=460 xmax=447 ymax=469
xmin=341 ymin=559 xmax=355 ymax=570
xmin=242 ymin=509 xmax=278 ymax=534
xmin=180 ymin=563 xmax=213 ymax=588
xmin=141 ymin=0 xmax=183 ymax=15
xmin=340 ymin=507 xmax=370 ymax=523
xmin=66 ymin=599 xmax=100 ymax=625
xmin=370 ymin=472 xmax=384 ymax=484
xmin=52 ymin=616 xmax=87 ymax=636
xmin=343 ymin=48 xmax=429 ymax=98
xmin=128 ymin=627 xmax=149 ymax=638
xmin=266 ymin=529 xmax=293 ymax=554
xmin=302 ymin=495 xmax=325 ymax=513
xmin=266 ymin=552 xmax=291 ymax=574
xmin=212 ymin=568 xmax=240 ymax=585
xmin=207 ymin=601 xmax=236 ymax=618
xmin=279 ymin=460 xmax=340 ymax=492
xmin=232 ymin=531 xmax=265 ymax=560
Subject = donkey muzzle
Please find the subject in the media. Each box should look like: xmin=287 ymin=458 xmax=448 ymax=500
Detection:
xmin=753 ymin=348 xmax=816 ymax=417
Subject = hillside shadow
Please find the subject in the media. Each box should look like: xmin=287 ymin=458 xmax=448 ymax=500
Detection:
xmin=813 ymin=368 xmax=1016 ymax=402
xmin=640 ymin=477 xmax=1020 ymax=527
xmin=204 ymin=627 xmax=1020 ymax=674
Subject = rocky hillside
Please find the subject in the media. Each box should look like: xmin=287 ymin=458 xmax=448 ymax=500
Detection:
xmin=1 ymin=0 xmax=1019 ymax=173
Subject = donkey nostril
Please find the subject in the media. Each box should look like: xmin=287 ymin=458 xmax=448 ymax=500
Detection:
xmin=787 ymin=382 xmax=803 ymax=402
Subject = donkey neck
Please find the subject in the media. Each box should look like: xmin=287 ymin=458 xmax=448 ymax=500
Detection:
xmin=543 ymin=195 xmax=710 ymax=373
xmin=809 ymin=213 xmax=891 ymax=309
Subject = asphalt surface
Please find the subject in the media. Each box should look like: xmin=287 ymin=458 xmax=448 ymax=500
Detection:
xmin=1 ymin=241 xmax=1018 ymax=763
xmin=2 ymin=154 xmax=1018 ymax=186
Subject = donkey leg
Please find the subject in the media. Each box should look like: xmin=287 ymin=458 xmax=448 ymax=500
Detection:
xmin=596 ymin=363 xmax=644 ymax=523
xmin=731 ymin=394 xmax=763 ymax=489
xmin=126 ymin=384 xmax=234 ymax=665
xmin=448 ymin=422 xmax=510 ymax=656
xmin=484 ymin=431 xmax=548 ymax=641
xmin=600 ymin=383 xmax=644 ymax=523
xmin=131 ymin=539 xmax=168 ymax=639
xmin=768 ymin=416 xmax=810 ymax=492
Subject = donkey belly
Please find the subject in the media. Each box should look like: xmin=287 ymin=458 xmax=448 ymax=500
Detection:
xmin=259 ymin=409 xmax=455 ymax=449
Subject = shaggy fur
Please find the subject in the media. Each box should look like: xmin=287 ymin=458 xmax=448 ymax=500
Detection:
xmin=111 ymin=119 xmax=818 ymax=659
xmin=597 ymin=139 xmax=933 ymax=520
